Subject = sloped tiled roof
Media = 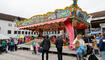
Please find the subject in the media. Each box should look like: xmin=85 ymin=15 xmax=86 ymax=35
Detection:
xmin=0 ymin=13 xmax=26 ymax=21
xmin=89 ymin=10 xmax=105 ymax=18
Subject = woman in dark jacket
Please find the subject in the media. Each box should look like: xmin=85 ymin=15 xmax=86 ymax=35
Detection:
xmin=41 ymin=35 xmax=50 ymax=60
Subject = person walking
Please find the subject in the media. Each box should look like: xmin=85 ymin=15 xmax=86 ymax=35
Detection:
xmin=41 ymin=35 xmax=50 ymax=60
xmin=14 ymin=44 xmax=17 ymax=51
xmin=32 ymin=41 xmax=36 ymax=54
xmin=1 ymin=40 xmax=7 ymax=53
xmin=36 ymin=42 xmax=39 ymax=54
xmin=0 ymin=43 xmax=2 ymax=54
xmin=73 ymin=34 xmax=85 ymax=60
xmin=8 ymin=40 xmax=11 ymax=51
xmin=99 ymin=33 xmax=105 ymax=60
xmin=55 ymin=35 xmax=63 ymax=60
xmin=10 ymin=39 xmax=15 ymax=51
xmin=30 ymin=44 xmax=34 ymax=54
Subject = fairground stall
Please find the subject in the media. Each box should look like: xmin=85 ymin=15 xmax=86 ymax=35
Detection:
xmin=16 ymin=0 xmax=89 ymax=48
xmin=100 ymin=23 xmax=105 ymax=33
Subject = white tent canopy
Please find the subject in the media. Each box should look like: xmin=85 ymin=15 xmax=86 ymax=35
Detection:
xmin=0 ymin=34 xmax=10 ymax=39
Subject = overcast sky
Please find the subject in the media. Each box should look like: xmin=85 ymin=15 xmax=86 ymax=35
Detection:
xmin=0 ymin=0 xmax=105 ymax=18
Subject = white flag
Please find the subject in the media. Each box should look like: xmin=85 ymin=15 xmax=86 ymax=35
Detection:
xmin=87 ymin=15 xmax=92 ymax=23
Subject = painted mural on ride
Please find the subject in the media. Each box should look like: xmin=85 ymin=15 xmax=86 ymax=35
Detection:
xmin=16 ymin=0 xmax=89 ymax=29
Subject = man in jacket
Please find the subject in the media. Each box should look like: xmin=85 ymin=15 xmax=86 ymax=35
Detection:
xmin=99 ymin=33 xmax=105 ymax=60
xmin=10 ymin=39 xmax=15 ymax=51
xmin=55 ymin=35 xmax=63 ymax=60
xmin=41 ymin=35 xmax=50 ymax=60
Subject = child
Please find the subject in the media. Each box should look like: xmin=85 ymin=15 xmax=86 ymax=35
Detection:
xmin=36 ymin=42 xmax=39 ymax=55
xmin=92 ymin=40 xmax=99 ymax=55
xmin=30 ymin=45 xmax=34 ymax=54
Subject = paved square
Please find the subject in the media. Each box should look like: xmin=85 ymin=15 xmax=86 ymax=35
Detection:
xmin=0 ymin=50 xmax=76 ymax=60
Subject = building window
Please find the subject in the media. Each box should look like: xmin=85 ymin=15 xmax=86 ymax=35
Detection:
xmin=58 ymin=31 xmax=60 ymax=34
xmin=34 ymin=32 xmax=36 ymax=35
xmin=22 ymin=31 xmax=24 ymax=34
xmin=8 ymin=23 xmax=12 ymax=26
xmin=18 ymin=31 xmax=21 ymax=34
xmin=55 ymin=31 xmax=56 ymax=34
xmin=50 ymin=32 xmax=52 ymax=34
xmin=25 ymin=31 xmax=27 ymax=34
xmin=31 ymin=32 xmax=33 ymax=35
xmin=14 ymin=31 xmax=17 ymax=34
xmin=28 ymin=32 xmax=30 ymax=35
xmin=8 ymin=30 xmax=11 ymax=34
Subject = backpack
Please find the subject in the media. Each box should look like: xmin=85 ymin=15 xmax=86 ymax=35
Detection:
xmin=11 ymin=42 xmax=15 ymax=45
xmin=88 ymin=54 xmax=98 ymax=60
xmin=55 ymin=38 xmax=63 ymax=48
xmin=42 ymin=39 xmax=50 ymax=50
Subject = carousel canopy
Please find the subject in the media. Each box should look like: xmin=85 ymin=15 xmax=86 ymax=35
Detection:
xmin=16 ymin=0 xmax=89 ymax=31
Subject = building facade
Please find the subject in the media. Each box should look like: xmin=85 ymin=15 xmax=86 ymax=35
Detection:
xmin=89 ymin=10 xmax=105 ymax=33
xmin=0 ymin=13 xmax=37 ymax=38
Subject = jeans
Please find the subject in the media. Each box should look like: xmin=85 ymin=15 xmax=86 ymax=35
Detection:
xmin=33 ymin=47 xmax=36 ymax=54
xmin=77 ymin=53 xmax=84 ymax=60
xmin=57 ymin=47 xmax=62 ymax=60
xmin=10 ymin=45 xmax=14 ymax=51
xmin=42 ymin=50 xmax=49 ymax=60
xmin=101 ymin=51 xmax=105 ymax=60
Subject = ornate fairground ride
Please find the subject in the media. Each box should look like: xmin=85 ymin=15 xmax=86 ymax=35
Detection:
xmin=16 ymin=0 xmax=89 ymax=49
